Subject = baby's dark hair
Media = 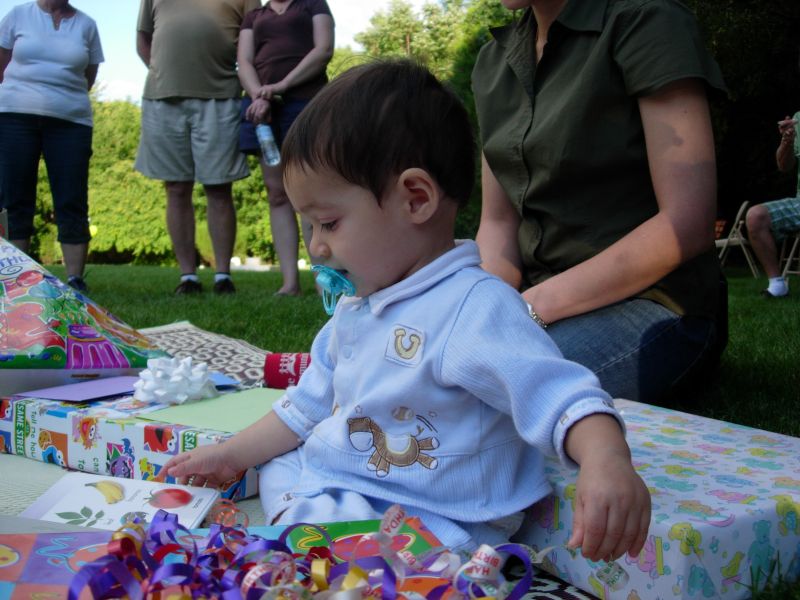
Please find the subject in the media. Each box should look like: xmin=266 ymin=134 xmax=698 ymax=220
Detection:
xmin=282 ymin=59 xmax=475 ymax=207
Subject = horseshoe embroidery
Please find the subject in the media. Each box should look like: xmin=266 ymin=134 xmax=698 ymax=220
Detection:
xmin=394 ymin=328 xmax=421 ymax=359
xmin=386 ymin=325 xmax=424 ymax=366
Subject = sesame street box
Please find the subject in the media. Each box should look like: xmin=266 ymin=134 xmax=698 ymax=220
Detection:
xmin=516 ymin=399 xmax=800 ymax=599
xmin=0 ymin=237 xmax=167 ymax=396
xmin=0 ymin=393 xmax=258 ymax=501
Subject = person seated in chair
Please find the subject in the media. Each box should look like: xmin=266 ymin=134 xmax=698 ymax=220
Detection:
xmin=746 ymin=112 xmax=800 ymax=298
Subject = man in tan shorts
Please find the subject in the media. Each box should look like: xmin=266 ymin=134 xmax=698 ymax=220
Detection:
xmin=135 ymin=0 xmax=260 ymax=295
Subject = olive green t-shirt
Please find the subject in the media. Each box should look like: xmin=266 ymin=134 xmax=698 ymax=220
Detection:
xmin=472 ymin=0 xmax=726 ymax=317
xmin=138 ymin=0 xmax=261 ymax=100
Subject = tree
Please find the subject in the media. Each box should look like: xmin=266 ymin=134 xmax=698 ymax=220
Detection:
xmin=356 ymin=0 xmax=422 ymax=59
xmin=684 ymin=0 xmax=800 ymax=220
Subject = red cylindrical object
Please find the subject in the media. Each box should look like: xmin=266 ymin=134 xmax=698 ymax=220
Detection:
xmin=263 ymin=352 xmax=311 ymax=389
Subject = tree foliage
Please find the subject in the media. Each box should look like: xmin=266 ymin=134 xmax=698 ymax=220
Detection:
xmin=683 ymin=0 xmax=800 ymax=220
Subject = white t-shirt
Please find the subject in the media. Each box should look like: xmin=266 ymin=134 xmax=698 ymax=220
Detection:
xmin=0 ymin=2 xmax=104 ymax=126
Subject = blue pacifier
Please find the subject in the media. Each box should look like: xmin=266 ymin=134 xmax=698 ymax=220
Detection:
xmin=311 ymin=265 xmax=356 ymax=315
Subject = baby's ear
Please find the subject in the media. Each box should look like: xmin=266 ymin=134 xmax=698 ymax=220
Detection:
xmin=397 ymin=168 xmax=440 ymax=225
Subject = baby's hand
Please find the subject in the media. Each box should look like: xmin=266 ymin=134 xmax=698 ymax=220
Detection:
xmin=568 ymin=449 xmax=651 ymax=562
xmin=158 ymin=444 xmax=240 ymax=488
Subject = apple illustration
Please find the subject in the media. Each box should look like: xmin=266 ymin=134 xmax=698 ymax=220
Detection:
xmin=145 ymin=488 xmax=193 ymax=509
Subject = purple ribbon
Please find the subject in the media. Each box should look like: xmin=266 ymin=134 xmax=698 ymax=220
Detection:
xmin=69 ymin=510 xmax=537 ymax=599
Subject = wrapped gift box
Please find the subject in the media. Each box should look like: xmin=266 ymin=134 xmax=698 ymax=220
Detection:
xmin=516 ymin=399 xmax=800 ymax=599
xmin=0 ymin=393 xmax=258 ymax=501
xmin=0 ymin=238 xmax=167 ymax=396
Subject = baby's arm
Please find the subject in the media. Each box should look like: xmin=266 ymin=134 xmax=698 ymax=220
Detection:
xmin=161 ymin=411 xmax=301 ymax=488
xmin=162 ymin=321 xmax=338 ymax=488
xmin=564 ymin=414 xmax=650 ymax=561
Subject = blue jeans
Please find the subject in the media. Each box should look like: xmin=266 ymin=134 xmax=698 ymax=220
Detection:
xmin=548 ymin=298 xmax=720 ymax=402
xmin=0 ymin=112 xmax=92 ymax=243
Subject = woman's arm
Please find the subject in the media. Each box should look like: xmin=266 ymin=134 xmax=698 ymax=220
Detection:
xmin=237 ymin=27 xmax=272 ymax=123
xmin=84 ymin=64 xmax=98 ymax=90
xmin=475 ymin=153 xmax=524 ymax=290
xmin=237 ymin=27 xmax=262 ymax=100
xmin=259 ymin=13 xmax=334 ymax=99
xmin=524 ymin=79 xmax=717 ymax=324
xmin=0 ymin=47 xmax=11 ymax=83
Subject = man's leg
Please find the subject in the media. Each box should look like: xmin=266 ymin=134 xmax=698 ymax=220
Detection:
xmin=746 ymin=202 xmax=789 ymax=296
xmin=165 ymin=181 xmax=198 ymax=276
xmin=204 ymin=182 xmax=236 ymax=292
xmin=746 ymin=204 xmax=781 ymax=277
xmin=135 ymin=99 xmax=202 ymax=293
xmin=191 ymin=98 xmax=248 ymax=294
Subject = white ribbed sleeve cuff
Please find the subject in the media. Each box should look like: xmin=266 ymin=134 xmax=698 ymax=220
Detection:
xmin=552 ymin=397 xmax=626 ymax=469
xmin=273 ymin=392 xmax=318 ymax=441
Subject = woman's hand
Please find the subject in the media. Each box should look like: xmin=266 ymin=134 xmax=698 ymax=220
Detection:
xmin=258 ymin=83 xmax=284 ymax=100
xmin=246 ymin=97 xmax=271 ymax=124
xmin=160 ymin=444 xmax=241 ymax=488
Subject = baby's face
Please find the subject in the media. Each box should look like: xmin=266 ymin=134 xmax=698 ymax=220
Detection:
xmin=285 ymin=167 xmax=419 ymax=298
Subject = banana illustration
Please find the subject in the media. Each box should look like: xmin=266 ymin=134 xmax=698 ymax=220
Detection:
xmin=85 ymin=480 xmax=125 ymax=504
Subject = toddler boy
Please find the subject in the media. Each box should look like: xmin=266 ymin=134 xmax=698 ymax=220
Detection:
xmin=163 ymin=60 xmax=650 ymax=560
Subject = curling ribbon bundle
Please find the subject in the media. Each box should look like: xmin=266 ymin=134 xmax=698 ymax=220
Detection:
xmin=68 ymin=505 xmax=537 ymax=599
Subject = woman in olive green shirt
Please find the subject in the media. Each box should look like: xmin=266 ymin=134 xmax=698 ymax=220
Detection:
xmin=473 ymin=0 xmax=726 ymax=403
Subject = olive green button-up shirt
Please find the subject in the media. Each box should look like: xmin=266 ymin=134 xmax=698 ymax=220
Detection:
xmin=472 ymin=0 xmax=726 ymax=317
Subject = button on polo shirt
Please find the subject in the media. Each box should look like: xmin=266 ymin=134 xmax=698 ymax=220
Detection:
xmin=472 ymin=0 xmax=726 ymax=317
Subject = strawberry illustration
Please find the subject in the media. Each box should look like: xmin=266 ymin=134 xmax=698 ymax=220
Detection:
xmin=145 ymin=488 xmax=193 ymax=509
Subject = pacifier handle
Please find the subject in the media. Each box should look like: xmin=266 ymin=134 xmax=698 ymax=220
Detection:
xmin=311 ymin=265 xmax=356 ymax=315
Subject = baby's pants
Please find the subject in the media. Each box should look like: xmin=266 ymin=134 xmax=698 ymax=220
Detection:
xmin=257 ymin=449 xmax=522 ymax=554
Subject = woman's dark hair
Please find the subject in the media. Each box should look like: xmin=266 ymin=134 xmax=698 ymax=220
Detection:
xmin=282 ymin=59 xmax=475 ymax=207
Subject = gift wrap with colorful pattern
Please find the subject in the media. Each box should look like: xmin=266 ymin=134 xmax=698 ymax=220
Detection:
xmin=516 ymin=399 xmax=800 ymax=599
xmin=0 ymin=238 xmax=167 ymax=396
xmin=0 ymin=517 xmax=440 ymax=598
xmin=0 ymin=394 xmax=258 ymax=501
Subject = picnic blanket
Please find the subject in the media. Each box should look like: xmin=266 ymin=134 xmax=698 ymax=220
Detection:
xmin=140 ymin=321 xmax=267 ymax=386
xmin=137 ymin=321 xmax=597 ymax=600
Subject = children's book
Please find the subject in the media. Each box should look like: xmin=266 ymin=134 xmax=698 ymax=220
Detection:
xmin=20 ymin=472 xmax=219 ymax=530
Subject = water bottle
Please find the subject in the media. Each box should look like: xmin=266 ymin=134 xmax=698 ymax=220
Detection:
xmin=255 ymin=123 xmax=281 ymax=166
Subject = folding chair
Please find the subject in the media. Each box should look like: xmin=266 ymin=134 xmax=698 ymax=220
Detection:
xmin=716 ymin=201 xmax=759 ymax=278
xmin=780 ymin=232 xmax=800 ymax=278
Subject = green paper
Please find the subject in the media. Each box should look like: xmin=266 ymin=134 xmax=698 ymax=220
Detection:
xmin=140 ymin=388 xmax=285 ymax=432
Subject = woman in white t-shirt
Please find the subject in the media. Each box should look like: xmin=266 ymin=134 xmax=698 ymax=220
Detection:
xmin=0 ymin=0 xmax=103 ymax=293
